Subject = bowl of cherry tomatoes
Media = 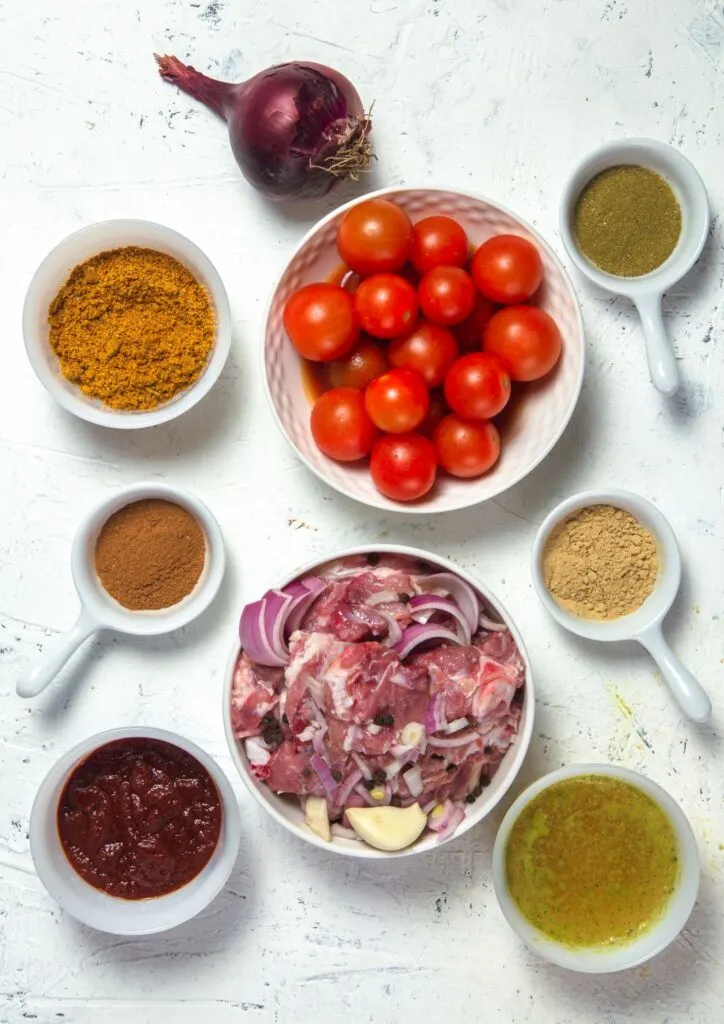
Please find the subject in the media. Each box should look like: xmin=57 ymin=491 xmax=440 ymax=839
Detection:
xmin=264 ymin=187 xmax=584 ymax=512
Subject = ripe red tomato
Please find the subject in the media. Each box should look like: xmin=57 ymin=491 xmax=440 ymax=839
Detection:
xmin=355 ymin=274 xmax=419 ymax=340
xmin=454 ymin=293 xmax=498 ymax=352
xmin=483 ymin=305 xmax=562 ymax=381
xmin=434 ymin=415 xmax=501 ymax=478
xmin=370 ymin=433 xmax=437 ymax=501
xmin=328 ymin=337 xmax=388 ymax=390
xmin=418 ymin=266 xmax=476 ymax=326
xmin=471 ymin=235 xmax=543 ymax=304
xmin=444 ymin=352 xmax=511 ymax=420
xmin=283 ymin=283 xmax=358 ymax=362
xmin=388 ymin=321 xmax=459 ymax=388
xmin=310 ymin=388 xmax=377 ymax=461
xmin=418 ymin=390 xmax=449 ymax=437
xmin=337 ymin=199 xmax=413 ymax=276
xmin=365 ymin=368 xmax=429 ymax=433
xmin=411 ymin=216 xmax=468 ymax=274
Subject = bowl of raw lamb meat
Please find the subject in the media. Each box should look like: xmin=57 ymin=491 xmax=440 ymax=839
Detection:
xmin=223 ymin=545 xmax=534 ymax=858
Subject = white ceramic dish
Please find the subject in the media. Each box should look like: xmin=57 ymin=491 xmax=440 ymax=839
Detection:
xmin=30 ymin=726 xmax=242 ymax=935
xmin=23 ymin=219 xmax=232 ymax=427
xmin=222 ymin=543 xmax=535 ymax=858
xmin=531 ymin=488 xmax=711 ymax=723
xmin=264 ymin=186 xmax=585 ymax=513
xmin=560 ymin=139 xmax=709 ymax=396
xmin=17 ymin=482 xmax=226 ymax=699
xmin=491 ymin=763 xmax=700 ymax=972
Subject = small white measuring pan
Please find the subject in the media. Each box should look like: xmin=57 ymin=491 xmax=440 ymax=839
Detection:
xmin=531 ymin=489 xmax=711 ymax=724
xmin=17 ymin=482 xmax=225 ymax=699
xmin=560 ymin=138 xmax=709 ymax=397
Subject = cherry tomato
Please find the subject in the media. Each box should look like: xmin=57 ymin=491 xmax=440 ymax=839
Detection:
xmin=388 ymin=321 xmax=459 ymax=388
xmin=483 ymin=305 xmax=562 ymax=381
xmin=444 ymin=352 xmax=511 ymax=420
xmin=328 ymin=337 xmax=388 ymax=390
xmin=310 ymin=388 xmax=377 ymax=462
xmin=410 ymin=216 xmax=468 ymax=274
xmin=337 ymin=199 xmax=413 ymax=276
xmin=365 ymin=368 xmax=429 ymax=433
xmin=434 ymin=415 xmax=501 ymax=478
xmin=418 ymin=391 xmax=449 ymax=437
xmin=283 ymin=283 xmax=358 ymax=362
xmin=454 ymin=293 xmax=497 ymax=352
xmin=418 ymin=266 xmax=476 ymax=326
xmin=471 ymin=235 xmax=543 ymax=304
xmin=370 ymin=433 xmax=437 ymax=501
xmin=355 ymin=274 xmax=419 ymax=340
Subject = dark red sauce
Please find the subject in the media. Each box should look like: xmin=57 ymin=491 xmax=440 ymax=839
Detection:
xmin=57 ymin=738 xmax=222 ymax=900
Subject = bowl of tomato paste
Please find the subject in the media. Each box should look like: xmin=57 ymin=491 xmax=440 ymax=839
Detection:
xmin=29 ymin=727 xmax=241 ymax=934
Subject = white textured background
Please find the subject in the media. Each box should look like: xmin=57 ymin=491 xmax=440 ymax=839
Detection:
xmin=1 ymin=1 xmax=723 ymax=1022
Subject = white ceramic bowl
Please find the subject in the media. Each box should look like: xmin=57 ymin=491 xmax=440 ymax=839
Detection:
xmin=222 ymin=543 xmax=534 ymax=858
xmin=30 ymin=727 xmax=242 ymax=935
xmin=17 ymin=481 xmax=227 ymax=699
xmin=491 ymin=763 xmax=700 ymax=972
xmin=530 ymin=488 xmax=711 ymax=723
xmin=264 ymin=186 xmax=585 ymax=513
xmin=560 ymin=139 xmax=709 ymax=396
xmin=23 ymin=219 xmax=232 ymax=428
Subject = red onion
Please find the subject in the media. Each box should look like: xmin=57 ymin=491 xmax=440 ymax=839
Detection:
xmin=155 ymin=55 xmax=373 ymax=200
xmin=408 ymin=595 xmax=472 ymax=645
xmin=239 ymin=577 xmax=325 ymax=666
xmin=428 ymin=800 xmax=466 ymax=841
xmin=310 ymin=753 xmax=338 ymax=799
xmin=424 ymin=694 xmax=447 ymax=734
xmin=419 ymin=573 xmax=480 ymax=633
xmin=393 ymin=623 xmax=463 ymax=660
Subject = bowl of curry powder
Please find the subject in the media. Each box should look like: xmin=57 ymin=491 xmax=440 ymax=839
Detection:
xmin=23 ymin=220 xmax=231 ymax=428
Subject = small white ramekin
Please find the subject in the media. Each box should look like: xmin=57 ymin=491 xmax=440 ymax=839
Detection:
xmin=23 ymin=219 xmax=232 ymax=428
xmin=222 ymin=543 xmax=535 ymax=858
xmin=491 ymin=763 xmax=700 ymax=972
xmin=30 ymin=727 xmax=242 ymax=935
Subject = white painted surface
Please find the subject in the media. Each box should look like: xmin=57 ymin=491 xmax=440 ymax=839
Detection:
xmin=1 ymin=0 xmax=722 ymax=1021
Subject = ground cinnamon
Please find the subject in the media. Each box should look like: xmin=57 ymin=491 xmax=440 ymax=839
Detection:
xmin=48 ymin=246 xmax=215 ymax=411
xmin=95 ymin=499 xmax=206 ymax=610
xmin=542 ymin=504 xmax=659 ymax=620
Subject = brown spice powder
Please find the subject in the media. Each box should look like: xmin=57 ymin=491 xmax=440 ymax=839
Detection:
xmin=95 ymin=499 xmax=206 ymax=611
xmin=48 ymin=246 xmax=215 ymax=411
xmin=542 ymin=504 xmax=659 ymax=620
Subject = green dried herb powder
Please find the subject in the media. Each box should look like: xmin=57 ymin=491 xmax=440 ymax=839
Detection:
xmin=574 ymin=165 xmax=681 ymax=277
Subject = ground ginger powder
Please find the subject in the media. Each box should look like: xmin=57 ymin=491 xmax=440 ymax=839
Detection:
xmin=48 ymin=246 xmax=215 ymax=411
xmin=542 ymin=504 xmax=659 ymax=620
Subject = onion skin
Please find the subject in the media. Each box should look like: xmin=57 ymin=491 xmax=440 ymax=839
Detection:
xmin=155 ymin=55 xmax=372 ymax=200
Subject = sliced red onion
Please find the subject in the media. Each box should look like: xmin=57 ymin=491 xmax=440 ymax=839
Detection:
xmin=239 ymin=598 xmax=287 ymax=667
xmin=297 ymin=725 xmax=315 ymax=743
xmin=364 ymin=590 xmax=399 ymax=607
xmin=283 ymin=577 xmax=326 ymax=636
xmin=343 ymin=725 xmax=363 ymax=752
xmin=430 ymin=801 xmax=466 ymax=842
xmin=350 ymin=751 xmax=372 ymax=781
xmin=385 ymin=759 xmax=403 ymax=780
xmin=377 ymin=610 xmax=403 ymax=647
xmin=311 ymin=727 xmax=328 ymax=758
xmin=391 ymin=744 xmax=420 ymax=762
xmin=408 ymin=595 xmax=472 ymax=645
xmin=424 ymin=694 xmax=447 ymax=734
xmin=402 ymin=765 xmax=424 ymax=797
xmin=427 ymin=732 xmax=478 ymax=749
xmin=310 ymin=753 xmax=338 ymax=799
xmin=245 ymin=737 xmax=271 ymax=766
xmin=479 ymin=613 xmax=507 ymax=632
xmin=419 ymin=573 xmax=479 ymax=633
xmin=264 ymin=589 xmax=295 ymax=661
xmin=393 ymin=623 xmax=463 ymax=660
xmin=331 ymin=823 xmax=360 ymax=840
xmin=443 ymin=717 xmax=469 ymax=735
xmin=336 ymin=768 xmax=363 ymax=807
xmin=367 ymin=723 xmax=382 ymax=736
xmin=421 ymin=797 xmax=437 ymax=815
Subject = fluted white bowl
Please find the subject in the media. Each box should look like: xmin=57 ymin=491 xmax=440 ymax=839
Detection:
xmin=264 ymin=187 xmax=585 ymax=513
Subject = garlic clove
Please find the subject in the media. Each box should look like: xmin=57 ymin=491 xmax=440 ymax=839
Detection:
xmin=304 ymin=796 xmax=331 ymax=842
xmin=345 ymin=803 xmax=427 ymax=851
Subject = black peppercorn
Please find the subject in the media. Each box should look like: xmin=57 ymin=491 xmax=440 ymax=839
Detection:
xmin=366 ymin=552 xmax=380 ymax=566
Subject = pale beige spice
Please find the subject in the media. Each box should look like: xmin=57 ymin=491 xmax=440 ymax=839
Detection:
xmin=542 ymin=504 xmax=659 ymax=620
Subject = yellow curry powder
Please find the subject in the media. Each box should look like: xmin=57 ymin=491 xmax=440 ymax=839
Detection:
xmin=48 ymin=246 xmax=215 ymax=411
